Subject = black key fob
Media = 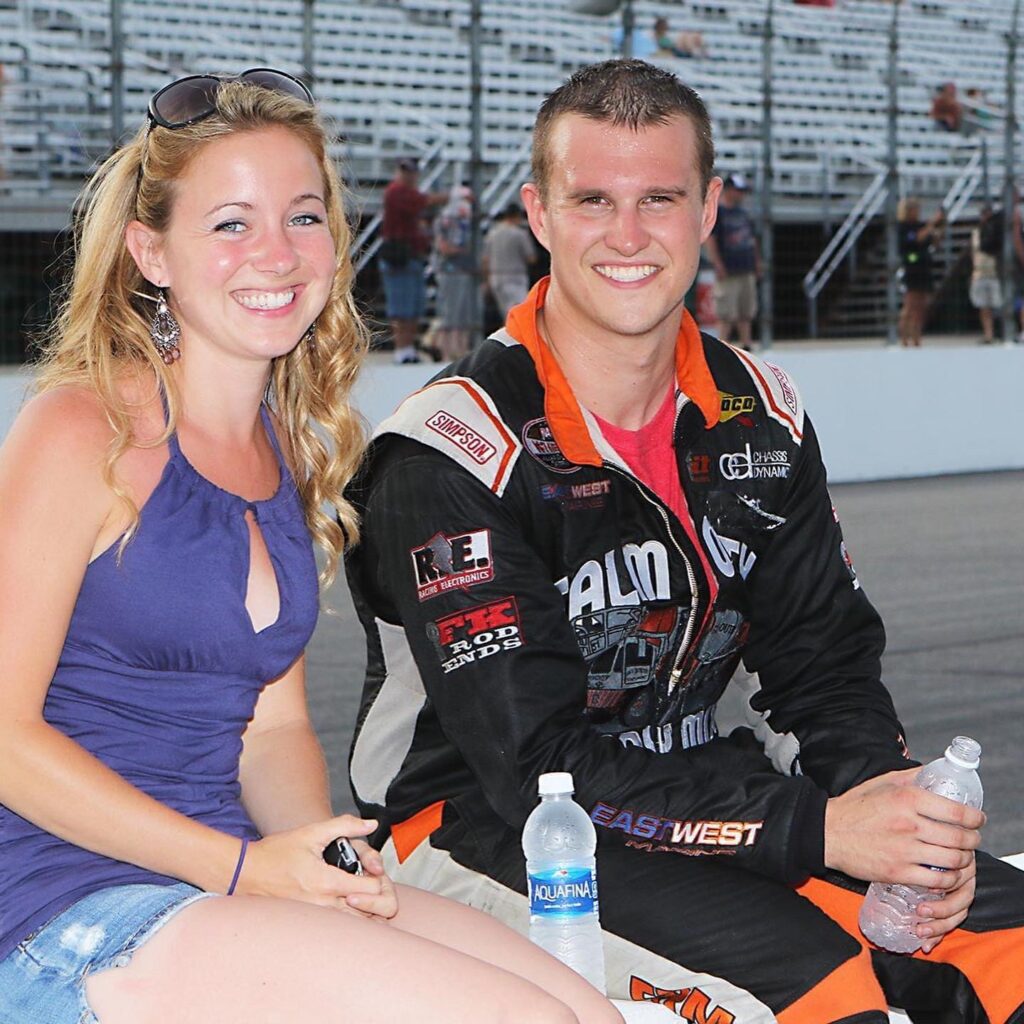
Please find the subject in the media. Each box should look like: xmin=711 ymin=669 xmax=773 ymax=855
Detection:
xmin=323 ymin=837 xmax=363 ymax=875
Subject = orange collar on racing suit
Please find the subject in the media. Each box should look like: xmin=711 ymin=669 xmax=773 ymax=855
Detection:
xmin=503 ymin=277 xmax=721 ymax=465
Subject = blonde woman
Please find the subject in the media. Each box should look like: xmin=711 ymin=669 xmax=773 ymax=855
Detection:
xmin=0 ymin=72 xmax=622 ymax=1024
xmin=897 ymin=196 xmax=945 ymax=347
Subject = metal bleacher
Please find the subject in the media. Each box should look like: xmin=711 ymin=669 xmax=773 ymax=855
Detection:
xmin=0 ymin=0 xmax=1020 ymax=335
xmin=1 ymin=0 xmax=1021 ymax=222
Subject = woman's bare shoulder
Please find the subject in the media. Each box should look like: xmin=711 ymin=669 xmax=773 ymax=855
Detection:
xmin=7 ymin=385 xmax=115 ymax=461
xmin=2 ymin=377 xmax=164 ymax=486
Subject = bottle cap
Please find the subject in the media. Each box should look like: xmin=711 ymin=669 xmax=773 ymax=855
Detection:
xmin=538 ymin=771 xmax=574 ymax=796
xmin=945 ymin=736 xmax=981 ymax=770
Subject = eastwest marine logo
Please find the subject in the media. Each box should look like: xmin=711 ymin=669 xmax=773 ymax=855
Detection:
xmin=630 ymin=977 xmax=736 ymax=1023
xmin=426 ymin=596 xmax=523 ymax=674
xmin=719 ymin=392 xmax=755 ymax=425
xmin=591 ymin=802 xmax=763 ymax=848
xmin=411 ymin=529 xmax=494 ymax=601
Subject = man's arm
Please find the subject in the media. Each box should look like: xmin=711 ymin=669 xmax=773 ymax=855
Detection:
xmin=740 ymin=415 xmax=908 ymax=791
xmin=736 ymin=414 xmax=982 ymax=938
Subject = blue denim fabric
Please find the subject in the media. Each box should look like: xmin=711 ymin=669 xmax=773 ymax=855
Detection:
xmin=381 ymin=258 xmax=427 ymax=320
xmin=0 ymin=882 xmax=214 ymax=1023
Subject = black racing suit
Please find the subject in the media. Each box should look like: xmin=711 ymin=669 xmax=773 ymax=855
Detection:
xmin=347 ymin=282 xmax=1024 ymax=1023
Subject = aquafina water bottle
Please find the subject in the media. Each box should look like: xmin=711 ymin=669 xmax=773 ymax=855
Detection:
xmin=522 ymin=772 xmax=606 ymax=992
xmin=859 ymin=736 xmax=984 ymax=954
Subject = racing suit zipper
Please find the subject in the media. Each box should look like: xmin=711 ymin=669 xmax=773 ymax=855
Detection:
xmin=604 ymin=464 xmax=702 ymax=696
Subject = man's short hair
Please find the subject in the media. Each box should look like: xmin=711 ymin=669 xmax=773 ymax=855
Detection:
xmin=531 ymin=59 xmax=715 ymax=199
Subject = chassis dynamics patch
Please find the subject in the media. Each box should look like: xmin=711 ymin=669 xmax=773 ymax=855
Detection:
xmin=411 ymin=529 xmax=494 ymax=601
xmin=427 ymin=596 xmax=523 ymax=674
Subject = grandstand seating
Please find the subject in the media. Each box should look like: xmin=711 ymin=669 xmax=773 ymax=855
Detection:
xmin=0 ymin=0 xmax=1021 ymax=333
xmin=1 ymin=0 xmax=1021 ymax=211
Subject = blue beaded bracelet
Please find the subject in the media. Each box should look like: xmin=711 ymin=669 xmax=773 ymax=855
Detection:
xmin=227 ymin=837 xmax=249 ymax=896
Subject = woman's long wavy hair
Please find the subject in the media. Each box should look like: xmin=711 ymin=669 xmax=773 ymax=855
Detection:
xmin=34 ymin=80 xmax=369 ymax=587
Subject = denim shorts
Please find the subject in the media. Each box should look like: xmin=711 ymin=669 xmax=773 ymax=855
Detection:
xmin=380 ymin=257 xmax=427 ymax=321
xmin=0 ymin=882 xmax=215 ymax=1024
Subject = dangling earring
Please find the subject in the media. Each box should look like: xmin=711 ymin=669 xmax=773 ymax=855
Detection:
xmin=150 ymin=288 xmax=181 ymax=365
xmin=302 ymin=321 xmax=316 ymax=345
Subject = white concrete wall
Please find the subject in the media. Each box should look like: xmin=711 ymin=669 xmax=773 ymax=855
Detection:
xmin=761 ymin=345 xmax=1024 ymax=482
xmin=3 ymin=345 xmax=1023 ymax=483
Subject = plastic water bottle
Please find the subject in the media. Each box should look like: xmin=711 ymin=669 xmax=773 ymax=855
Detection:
xmin=859 ymin=736 xmax=984 ymax=954
xmin=522 ymin=772 xmax=606 ymax=993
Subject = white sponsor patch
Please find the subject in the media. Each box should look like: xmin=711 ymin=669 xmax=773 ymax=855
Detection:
xmin=729 ymin=346 xmax=805 ymax=444
xmin=425 ymin=410 xmax=497 ymax=464
xmin=555 ymin=540 xmax=671 ymax=621
xmin=718 ymin=443 xmax=791 ymax=481
xmin=374 ymin=377 xmax=522 ymax=495
xmin=701 ymin=517 xmax=757 ymax=580
xmin=411 ymin=529 xmax=494 ymax=601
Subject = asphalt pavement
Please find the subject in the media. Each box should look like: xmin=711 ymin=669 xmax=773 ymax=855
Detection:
xmin=307 ymin=469 xmax=1024 ymax=858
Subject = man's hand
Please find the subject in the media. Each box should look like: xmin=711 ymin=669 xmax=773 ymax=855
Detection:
xmin=916 ymin=856 xmax=976 ymax=953
xmin=824 ymin=768 xmax=984 ymax=946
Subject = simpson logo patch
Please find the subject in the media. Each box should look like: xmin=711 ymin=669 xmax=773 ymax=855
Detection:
xmin=630 ymin=977 xmax=737 ymax=1023
xmin=427 ymin=596 xmax=523 ymax=674
xmin=766 ymin=362 xmax=799 ymax=417
xmin=730 ymin=348 xmax=804 ymax=444
xmin=411 ymin=529 xmax=494 ymax=601
xmin=425 ymin=410 xmax=497 ymax=464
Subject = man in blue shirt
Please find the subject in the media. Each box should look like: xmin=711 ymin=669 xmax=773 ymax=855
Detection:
xmin=705 ymin=173 xmax=761 ymax=350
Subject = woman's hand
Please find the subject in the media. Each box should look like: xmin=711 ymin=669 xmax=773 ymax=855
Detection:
xmin=237 ymin=814 xmax=398 ymax=919
xmin=345 ymin=838 xmax=399 ymax=919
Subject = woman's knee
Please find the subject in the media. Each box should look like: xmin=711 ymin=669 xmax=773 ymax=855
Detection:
xmin=499 ymin=998 xmax=579 ymax=1024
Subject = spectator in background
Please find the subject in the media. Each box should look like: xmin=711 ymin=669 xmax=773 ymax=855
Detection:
xmin=897 ymin=196 xmax=944 ymax=347
xmin=432 ymin=185 xmax=477 ymax=362
xmin=482 ymin=204 xmax=537 ymax=319
xmin=652 ymin=15 xmax=708 ymax=60
xmin=704 ymin=172 xmax=760 ymax=350
xmin=379 ymin=157 xmax=445 ymax=364
xmin=930 ymin=82 xmax=964 ymax=133
xmin=969 ymin=205 xmax=1002 ymax=344
xmin=964 ymin=87 xmax=998 ymax=132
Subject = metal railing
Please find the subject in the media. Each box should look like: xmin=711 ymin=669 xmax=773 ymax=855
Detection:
xmin=802 ymin=139 xmax=990 ymax=338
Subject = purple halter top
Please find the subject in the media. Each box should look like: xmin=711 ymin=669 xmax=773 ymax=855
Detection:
xmin=0 ymin=405 xmax=319 ymax=960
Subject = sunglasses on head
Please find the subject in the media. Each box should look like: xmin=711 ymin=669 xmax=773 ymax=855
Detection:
xmin=147 ymin=67 xmax=313 ymax=130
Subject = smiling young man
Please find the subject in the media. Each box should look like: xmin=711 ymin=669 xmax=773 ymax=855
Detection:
xmin=347 ymin=61 xmax=1024 ymax=1023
